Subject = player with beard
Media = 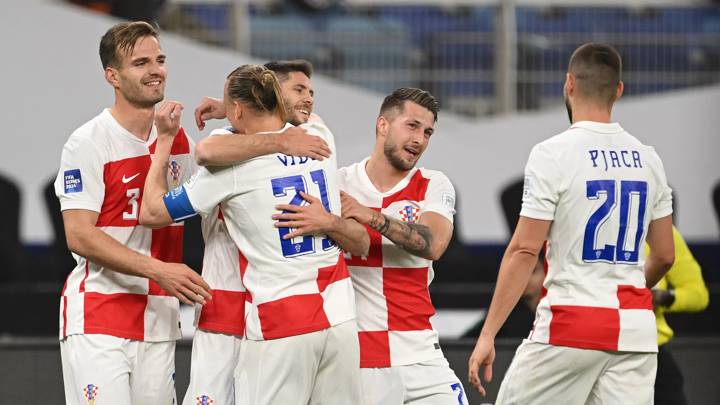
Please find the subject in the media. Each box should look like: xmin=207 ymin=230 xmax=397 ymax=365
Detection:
xmin=467 ymin=43 xmax=675 ymax=404
xmin=280 ymin=87 xmax=469 ymax=404
xmin=54 ymin=22 xmax=211 ymax=405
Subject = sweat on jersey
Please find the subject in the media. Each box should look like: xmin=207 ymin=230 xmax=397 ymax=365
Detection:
xmin=339 ymin=159 xmax=456 ymax=368
xmin=163 ymin=122 xmax=356 ymax=341
xmin=522 ymin=121 xmax=673 ymax=353
xmin=55 ymin=109 xmax=197 ymax=342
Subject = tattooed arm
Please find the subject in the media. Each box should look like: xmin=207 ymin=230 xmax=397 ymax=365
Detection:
xmin=341 ymin=191 xmax=453 ymax=261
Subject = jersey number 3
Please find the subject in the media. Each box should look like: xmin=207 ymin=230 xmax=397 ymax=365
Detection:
xmin=271 ymin=169 xmax=336 ymax=257
xmin=582 ymin=180 xmax=648 ymax=264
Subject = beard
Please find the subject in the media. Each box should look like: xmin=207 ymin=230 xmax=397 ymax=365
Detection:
xmin=284 ymin=100 xmax=310 ymax=126
xmin=124 ymin=84 xmax=164 ymax=109
xmin=383 ymin=138 xmax=416 ymax=171
xmin=564 ymin=92 xmax=573 ymax=124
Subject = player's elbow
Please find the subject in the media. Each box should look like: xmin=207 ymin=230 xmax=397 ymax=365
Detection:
xmin=139 ymin=205 xmax=171 ymax=229
xmin=194 ymin=140 xmax=213 ymax=166
xmin=64 ymin=223 xmax=90 ymax=257
xmin=655 ymin=251 xmax=675 ymax=273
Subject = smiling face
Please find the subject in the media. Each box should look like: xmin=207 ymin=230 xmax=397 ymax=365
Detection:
xmin=379 ymin=101 xmax=435 ymax=171
xmin=278 ymin=71 xmax=313 ymax=125
xmin=108 ymin=36 xmax=166 ymax=108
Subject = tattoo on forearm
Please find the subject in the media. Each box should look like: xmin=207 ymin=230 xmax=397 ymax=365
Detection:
xmin=369 ymin=212 xmax=433 ymax=257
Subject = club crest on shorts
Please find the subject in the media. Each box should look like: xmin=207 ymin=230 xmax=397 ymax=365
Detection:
xmin=82 ymin=384 xmax=98 ymax=404
xmin=197 ymin=394 xmax=214 ymax=405
xmin=169 ymin=160 xmax=181 ymax=188
xmin=399 ymin=205 xmax=420 ymax=223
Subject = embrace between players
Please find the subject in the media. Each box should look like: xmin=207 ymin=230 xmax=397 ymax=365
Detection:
xmin=55 ymin=20 xmax=674 ymax=405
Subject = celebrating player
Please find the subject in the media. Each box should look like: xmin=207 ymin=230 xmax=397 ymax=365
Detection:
xmin=284 ymin=87 xmax=469 ymax=404
xmin=467 ymin=43 xmax=675 ymax=404
xmin=140 ymin=64 xmax=368 ymax=405
xmin=54 ymin=22 xmax=211 ymax=405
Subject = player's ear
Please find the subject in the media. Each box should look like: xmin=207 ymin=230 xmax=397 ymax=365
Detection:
xmin=376 ymin=116 xmax=388 ymax=138
xmin=565 ymin=73 xmax=575 ymax=96
xmin=104 ymin=67 xmax=120 ymax=88
xmin=615 ymin=81 xmax=624 ymax=101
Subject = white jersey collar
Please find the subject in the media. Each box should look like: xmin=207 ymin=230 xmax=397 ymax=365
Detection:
xmin=569 ymin=121 xmax=624 ymax=134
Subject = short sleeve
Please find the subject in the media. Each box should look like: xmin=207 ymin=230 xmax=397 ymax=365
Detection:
xmin=520 ymin=143 xmax=562 ymax=221
xmin=182 ymin=166 xmax=236 ymax=217
xmin=54 ymin=135 xmax=105 ymax=213
xmin=421 ymin=172 xmax=456 ymax=224
xmin=650 ymin=151 xmax=673 ymax=220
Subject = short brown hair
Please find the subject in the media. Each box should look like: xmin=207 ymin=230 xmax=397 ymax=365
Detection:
xmin=263 ymin=60 xmax=313 ymax=82
xmin=100 ymin=21 xmax=159 ymax=69
xmin=380 ymin=88 xmax=439 ymax=122
xmin=568 ymin=43 xmax=622 ymax=105
xmin=226 ymin=64 xmax=287 ymax=122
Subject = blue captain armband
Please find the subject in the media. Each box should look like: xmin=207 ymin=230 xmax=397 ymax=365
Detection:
xmin=163 ymin=185 xmax=198 ymax=222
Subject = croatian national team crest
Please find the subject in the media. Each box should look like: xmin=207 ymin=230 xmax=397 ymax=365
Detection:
xmin=83 ymin=384 xmax=98 ymax=404
xmin=399 ymin=205 xmax=420 ymax=223
xmin=197 ymin=395 xmax=214 ymax=405
xmin=169 ymin=160 xmax=181 ymax=187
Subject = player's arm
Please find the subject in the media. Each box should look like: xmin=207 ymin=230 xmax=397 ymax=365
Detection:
xmin=273 ymin=191 xmax=369 ymax=257
xmin=140 ymin=101 xmax=184 ymax=228
xmin=193 ymin=97 xmax=330 ymax=166
xmin=467 ymin=216 xmax=551 ymax=395
xmin=340 ymin=191 xmax=451 ymax=260
xmin=644 ymin=214 xmax=675 ymax=288
xmin=63 ymin=209 xmax=211 ymax=305
xmin=658 ymin=227 xmax=709 ymax=312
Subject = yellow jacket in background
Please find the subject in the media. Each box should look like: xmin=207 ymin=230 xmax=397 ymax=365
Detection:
xmin=647 ymin=226 xmax=710 ymax=346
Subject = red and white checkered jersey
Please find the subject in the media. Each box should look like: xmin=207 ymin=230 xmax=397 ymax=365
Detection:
xmin=181 ymin=122 xmax=355 ymax=341
xmin=55 ymin=109 xmax=198 ymax=342
xmin=339 ymin=159 xmax=456 ymax=367
xmin=193 ymin=128 xmax=247 ymax=336
xmin=522 ymin=121 xmax=673 ymax=353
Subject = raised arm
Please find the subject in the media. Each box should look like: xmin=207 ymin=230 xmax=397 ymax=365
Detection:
xmin=340 ymin=191 xmax=452 ymax=261
xmin=193 ymin=96 xmax=331 ymax=166
xmin=467 ymin=216 xmax=551 ymax=395
xmin=139 ymin=101 xmax=183 ymax=228
xmin=273 ymin=191 xmax=369 ymax=257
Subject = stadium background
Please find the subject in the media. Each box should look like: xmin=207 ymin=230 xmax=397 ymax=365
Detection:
xmin=0 ymin=0 xmax=718 ymax=403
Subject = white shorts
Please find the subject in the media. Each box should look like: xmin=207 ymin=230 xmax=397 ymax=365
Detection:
xmin=497 ymin=339 xmax=657 ymax=405
xmin=360 ymin=357 xmax=468 ymax=405
xmin=234 ymin=320 xmax=362 ymax=405
xmin=182 ymin=329 xmax=242 ymax=405
xmin=60 ymin=334 xmax=176 ymax=405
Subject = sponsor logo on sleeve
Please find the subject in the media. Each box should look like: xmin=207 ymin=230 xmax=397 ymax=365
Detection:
xmin=64 ymin=169 xmax=83 ymax=193
xmin=441 ymin=192 xmax=455 ymax=209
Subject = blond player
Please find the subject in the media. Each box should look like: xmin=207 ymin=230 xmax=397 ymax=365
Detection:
xmin=55 ymin=22 xmax=211 ymax=405
xmin=140 ymin=65 xmax=368 ymax=405
xmin=468 ymin=43 xmax=675 ymax=404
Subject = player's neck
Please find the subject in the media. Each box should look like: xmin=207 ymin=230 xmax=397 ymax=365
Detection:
xmin=242 ymin=114 xmax=285 ymax=135
xmin=570 ymin=104 xmax=613 ymax=124
xmin=110 ymin=98 xmax=154 ymax=142
xmin=365 ymin=154 xmax=409 ymax=193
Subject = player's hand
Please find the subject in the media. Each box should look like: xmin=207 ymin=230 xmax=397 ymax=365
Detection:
xmin=278 ymin=126 xmax=331 ymax=160
xmin=151 ymin=261 xmax=212 ymax=306
xmin=340 ymin=191 xmax=375 ymax=225
xmin=273 ymin=192 xmax=336 ymax=238
xmin=194 ymin=96 xmax=226 ymax=131
xmin=468 ymin=334 xmax=496 ymax=396
xmin=155 ymin=101 xmax=183 ymax=139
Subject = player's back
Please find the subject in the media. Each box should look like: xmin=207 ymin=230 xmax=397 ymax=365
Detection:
xmin=206 ymin=122 xmax=355 ymax=340
xmin=523 ymin=121 xmax=673 ymax=352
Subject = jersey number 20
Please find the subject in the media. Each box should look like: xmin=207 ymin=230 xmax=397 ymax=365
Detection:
xmin=271 ymin=169 xmax=336 ymax=257
xmin=582 ymin=180 xmax=648 ymax=264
